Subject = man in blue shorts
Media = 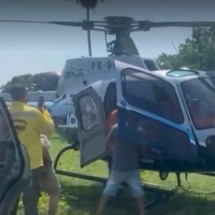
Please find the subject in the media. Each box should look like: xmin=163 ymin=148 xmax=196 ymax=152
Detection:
xmin=96 ymin=123 xmax=144 ymax=215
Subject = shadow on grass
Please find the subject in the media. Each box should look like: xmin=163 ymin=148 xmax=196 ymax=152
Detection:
xmin=59 ymin=180 xmax=215 ymax=215
xmin=60 ymin=181 xmax=138 ymax=215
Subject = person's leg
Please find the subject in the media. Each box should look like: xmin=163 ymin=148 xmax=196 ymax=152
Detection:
xmin=126 ymin=171 xmax=144 ymax=215
xmin=96 ymin=171 xmax=121 ymax=215
xmin=40 ymin=166 xmax=61 ymax=215
xmin=22 ymin=168 xmax=41 ymax=215
xmin=96 ymin=194 xmax=110 ymax=215
xmin=135 ymin=196 xmax=144 ymax=215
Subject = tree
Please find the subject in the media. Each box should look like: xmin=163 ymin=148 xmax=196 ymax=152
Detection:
xmin=157 ymin=53 xmax=183 ymax=70
xmin=1 ymin=72 xmax=60 ymax=93
xmin=157 ymin=27 xmax=215 ymax=71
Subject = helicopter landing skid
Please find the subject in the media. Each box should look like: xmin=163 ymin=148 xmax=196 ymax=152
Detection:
xmin=53 ymin=146 xmax=175 ymax=211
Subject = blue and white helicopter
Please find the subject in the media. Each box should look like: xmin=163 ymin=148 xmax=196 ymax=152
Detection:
xmin=72 ymin=60 xmax=215 ymax=183
xmin=1 ymin=17 xmax=215 ymax=212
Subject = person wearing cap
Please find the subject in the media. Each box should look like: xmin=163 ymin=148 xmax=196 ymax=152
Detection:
xmin=9 ymin=86 xmax=55 ymax=215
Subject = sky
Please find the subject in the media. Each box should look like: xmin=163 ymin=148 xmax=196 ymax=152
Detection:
xmin=0 ymin=0 xmax=215 ymax=86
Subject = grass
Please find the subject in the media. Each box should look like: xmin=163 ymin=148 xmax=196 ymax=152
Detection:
xmin=17 ymin=134 xmax=215 ymax=215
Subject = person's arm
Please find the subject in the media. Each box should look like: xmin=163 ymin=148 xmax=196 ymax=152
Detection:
xmin=35 ymin=109 xmax=55 ymax=138
xmin=41 ymin=143 xmax=52 ymax=165
xmin=106 ymin=126 xmax=117 ymax=151
xmin=106 ymin=139 xmax=113 ymax=151
xmin=43 ymin=109 xmax=54 ymax=123
xmin=106 ymin=110 xmax=118 ymax=128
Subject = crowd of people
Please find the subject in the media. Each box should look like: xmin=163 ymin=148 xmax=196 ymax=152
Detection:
xmin=7 ymin=86 xmax=145 ymax=215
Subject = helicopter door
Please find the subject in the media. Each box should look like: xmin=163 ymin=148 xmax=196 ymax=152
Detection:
xmin=0 ymin=98 xmax=30 ymax=214
xmin=116 ymin=67 xmax=198 ymax=162
xmin=73 ymin=87 xmax=106 ymax=167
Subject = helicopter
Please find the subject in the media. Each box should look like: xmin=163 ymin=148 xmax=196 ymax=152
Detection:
xmin=8 ymin=15 xmax=213 ymax=147
xmin=2 ymin=16 xmax=215 ymax=144
xmin=72 ymin=60 xmax=215 ymax=183
xmin=2 ymin=16 xmax=215 ymax=188
xmin=48 ymin=16 xmax=163 ymax=142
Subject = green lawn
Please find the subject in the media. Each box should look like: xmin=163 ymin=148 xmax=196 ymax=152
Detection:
xmin=18 ymin=134 xmax=215 ymax=215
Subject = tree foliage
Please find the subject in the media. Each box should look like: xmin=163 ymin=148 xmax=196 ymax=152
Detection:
xmin=157 ymin=27 xmax=215 ymax=71
xmin=1 ymin=72 xmax=60 ymax=93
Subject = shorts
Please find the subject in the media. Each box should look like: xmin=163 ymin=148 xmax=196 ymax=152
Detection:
xmin=103 ymin=170 xmax=143 ymax=197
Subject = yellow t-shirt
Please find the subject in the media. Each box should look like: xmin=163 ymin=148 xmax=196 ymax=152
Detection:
xmin=8 ymin=102 xmax=55 ymax=170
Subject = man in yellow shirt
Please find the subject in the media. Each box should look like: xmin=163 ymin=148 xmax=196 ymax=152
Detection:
xmin=8 ymin=86 xmax=55 ymax=215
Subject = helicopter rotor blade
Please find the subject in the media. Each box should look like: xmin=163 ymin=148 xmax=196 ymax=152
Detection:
xmin=137 ymin=21 xmax=215 ymax=31
xmin=0 ymin=19 xmax=83 ymax=27
xmin=1 ymin=19 xmax=215 ymax=30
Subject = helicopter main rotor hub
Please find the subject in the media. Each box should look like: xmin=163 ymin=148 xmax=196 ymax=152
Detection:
xmin=103 ymin=16 xmax=134 ymax=35
xmin=104 ymin=16 xmax=134 ymax=24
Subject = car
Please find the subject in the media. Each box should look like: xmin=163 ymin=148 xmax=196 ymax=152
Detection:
xmin=0 ymin=97 xmax=31 ymax=215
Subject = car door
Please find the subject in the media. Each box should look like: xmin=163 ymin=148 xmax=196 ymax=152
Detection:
xmin=0 ymin=98 xmax=30 ymax=215
xmin=73 ymin=86 xmax=107 ymax=168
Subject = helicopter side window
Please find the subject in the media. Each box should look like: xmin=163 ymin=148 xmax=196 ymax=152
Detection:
xmin=79 ymin=95 xmax=99 ymax=131
xmin=143 ymin=59 xmax=160 ymax=71
xmin=122 ymin=72 xmax=184 ymax=124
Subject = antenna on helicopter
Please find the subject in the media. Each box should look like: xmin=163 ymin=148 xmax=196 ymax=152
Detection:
xmin=171 ymin=40 xmax=178 ymax=53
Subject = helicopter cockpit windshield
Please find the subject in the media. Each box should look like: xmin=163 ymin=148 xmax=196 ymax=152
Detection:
xmin=181 ymin=77 xmax=215 ymax=130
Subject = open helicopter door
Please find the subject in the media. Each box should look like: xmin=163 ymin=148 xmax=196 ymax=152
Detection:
xmin=114 ymin=61 xmax=198 ymax=162
xmin=0 ymin=98 xmax=30 ymax=215
xmin=73 ymin=87 xmax=107 ymax=168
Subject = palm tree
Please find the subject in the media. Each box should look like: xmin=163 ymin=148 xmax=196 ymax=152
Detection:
xmin=75 ymin=0 xmax=103 ymax=9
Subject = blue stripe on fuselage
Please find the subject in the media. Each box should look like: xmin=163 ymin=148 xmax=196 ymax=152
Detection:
xmin=117 ymin=105 xmax=198 ymax=162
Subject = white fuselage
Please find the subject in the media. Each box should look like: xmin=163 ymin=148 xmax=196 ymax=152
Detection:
xmin=50 ymin=55 xmax=159 ymax=142
xmin=55 ymin=55 xmax=157 ymax=99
